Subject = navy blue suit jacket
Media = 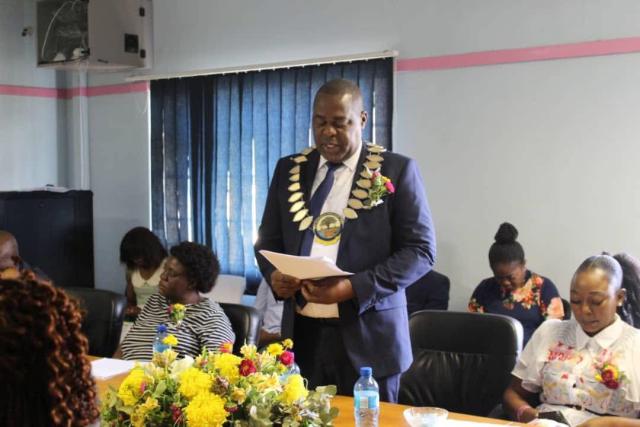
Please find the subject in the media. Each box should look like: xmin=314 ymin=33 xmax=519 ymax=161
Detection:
xmin=254 ymin=144 xmax=436 ymax=378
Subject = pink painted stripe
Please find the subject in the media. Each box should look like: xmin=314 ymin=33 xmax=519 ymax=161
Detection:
xmin=0 ymin=84 xmax=64 ymax=98
xmin=396 ymin=37 xmax=640 ymax=71
xmin=0 ymin=81 xmax=149 ymax=99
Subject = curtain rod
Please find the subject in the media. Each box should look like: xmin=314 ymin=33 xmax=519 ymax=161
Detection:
xmin=125 ymin=50 xmax=398 ymax=82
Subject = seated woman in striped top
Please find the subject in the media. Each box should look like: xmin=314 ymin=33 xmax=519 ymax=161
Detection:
xmin=117 ymin=241 xmax=235 ymax=360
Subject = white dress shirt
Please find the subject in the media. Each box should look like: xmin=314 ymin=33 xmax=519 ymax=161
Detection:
xmin=299 ymin=143 xmax=362 ymax=318
xmin=255 ymin=279 xmax=284 ymax=334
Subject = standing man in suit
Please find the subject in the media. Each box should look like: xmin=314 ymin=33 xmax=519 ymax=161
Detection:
xmin=254 ymin=79 xmax=436 ymax=402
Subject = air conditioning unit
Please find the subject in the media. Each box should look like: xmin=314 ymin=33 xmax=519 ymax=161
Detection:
xmin=37 ymin=0 xmax=152 ymax=71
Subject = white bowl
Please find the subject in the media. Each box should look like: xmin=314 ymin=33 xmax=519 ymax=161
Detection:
xmin=403 ymin=407 xmax=449 ymax=427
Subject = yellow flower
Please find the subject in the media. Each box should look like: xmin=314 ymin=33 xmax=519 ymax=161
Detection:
xmin=117 ymin=368 xmax=146 ymax=406
xmin=213 ymin=353 xmax=242 ymax=383
xmin=130 ymin=396 xmax=159 ymax=427
xmin=173 ymin=303 xmax=186 ymax=311
xmin=152 ymin=348 xmax=178 ymax=367
xmin=251 ymin=373 xmax=281 ymax=393
xmin=185 ymin=392 xmax=228 ymax=427
xmin=179 ymin=367 xmax=213 ymax=400
xmin=140 ymin=396 xmax=159 ymax=414
xmin=240 ymin=344 xmax=258 ymax=359
xmin=267 ymin=343 xmax=284 ymax=357
xmin=258 ymin=350 xmax=275 ymax=368
xmin=163 ymin=333 xmax=179 ymax=347
xmin=130 ymin=411 xmax=145 ymax=427
xmin=281 ymin=374 xmax=308 ymax=405
xmin=231 ymin=387 xmax=247 ymax=404
xmin=282 ymin=339 xmax=293 ymax=349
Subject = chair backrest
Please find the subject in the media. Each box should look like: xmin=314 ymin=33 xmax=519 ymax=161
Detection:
xmin=201 ymin=274 xmax=246 ymax=304
xmin=65 ymin=287 xmax=127 ymax=357
xmin=219 ymin=302 xmax=261 ymax=354
xmin=561 ymin=298 xmax=572 ymax=320
xmin=399 ymin=310 xmax=523 ymax=416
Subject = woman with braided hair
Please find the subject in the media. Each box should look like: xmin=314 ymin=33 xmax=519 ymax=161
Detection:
xmin=0 ymin=275 xmax=99 ymax=426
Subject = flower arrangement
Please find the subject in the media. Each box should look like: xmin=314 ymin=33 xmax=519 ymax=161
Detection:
xmin=100 ymin=339 xmax=338 ymax=427
xmin=366 ymin=170 xmax=395 ymax=207
xmin=168 ymin=303 xmax=187 ymax=326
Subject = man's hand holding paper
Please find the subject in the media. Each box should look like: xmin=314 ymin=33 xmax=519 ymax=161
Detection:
xmin=270 ymin=270 xmax=301 ymax=299
xmin=301 ymin=276 xmax=355 ymax=304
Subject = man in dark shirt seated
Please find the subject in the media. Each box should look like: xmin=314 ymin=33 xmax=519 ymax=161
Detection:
xmin=0 ymin=230 xmax=49 ymax=281
xmin=406 ymin=270 xmax=450 ymax=315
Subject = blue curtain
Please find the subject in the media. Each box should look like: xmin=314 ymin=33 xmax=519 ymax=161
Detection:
xmin=151 ymin=58 xmax=393 ymax=290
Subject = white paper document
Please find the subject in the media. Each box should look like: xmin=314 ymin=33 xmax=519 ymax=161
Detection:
xmin=259 ymin=250 xmax=353 ymax=280
xmin=91 ymin=358 xmax=136 ymax=380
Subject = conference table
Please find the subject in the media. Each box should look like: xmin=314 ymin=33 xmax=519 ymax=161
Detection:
xmin=93 ymin=357 xmax=519 ymax=426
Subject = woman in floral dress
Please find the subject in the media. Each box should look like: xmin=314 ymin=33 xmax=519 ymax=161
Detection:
xmin=468 ymin=222 xmax=564 ymax=345
xmin=503 ymin=254 xmax=640 ymax=426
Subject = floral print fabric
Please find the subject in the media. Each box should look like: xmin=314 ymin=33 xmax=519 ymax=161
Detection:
xmin=513 ymin=317 xmax=640 ymax=425
xmin=468 ymin=270 xmax=564 ymax=345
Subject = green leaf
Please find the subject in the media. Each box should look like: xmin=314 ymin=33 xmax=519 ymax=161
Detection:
xmin=154 ymin=380 xmax=167 ymax=396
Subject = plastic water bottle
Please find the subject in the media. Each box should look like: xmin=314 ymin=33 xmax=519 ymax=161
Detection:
xmin=279 ymin=361 xmax=301 ymax=383
xmin=354 ymin=366 xmax=379 ymax=427
xmin=153 ymin=324 xmax=169 ymax=354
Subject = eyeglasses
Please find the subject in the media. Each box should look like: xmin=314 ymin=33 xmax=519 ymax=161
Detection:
xmin=163 ymin=269 xmax=186 ymax=279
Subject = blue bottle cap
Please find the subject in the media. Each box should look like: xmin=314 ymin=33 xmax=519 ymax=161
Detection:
xmin=360 ymin=366 xmax=372 ymax=377
xmin=156 ymin=324 xmax=168 ymax=333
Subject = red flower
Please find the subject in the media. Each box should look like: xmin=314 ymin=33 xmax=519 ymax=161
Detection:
xmin=604 ymin=380 xmax=620 ymax=389
xmin=140 ymin=382 xmax=147 ymax=393
xmin=220 ymin=342 xmax=233 ymax=353
xmin=171 ymin=404 xmax=182 ymax=422
xmin=226 ymin=405 xmax=239 ymax=413
xmin=239 ymin=359 xmax=257 ymax=376
xmin=371 ymin=171 xmax=380 ymax=178
xmin=167 ymin=306 xmax=173 ymax=314
xmin=384 ymin=181 xmax=395 ymax=193
xmin=601 ymin=369 xmax=616 ymax=383
xmin=279 ymin=350 xmax=294 ymax=366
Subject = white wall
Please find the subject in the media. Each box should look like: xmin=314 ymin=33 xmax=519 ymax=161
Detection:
xmin=397 ymin=56 xmax=640 ymax=309
xmin=87 ymin=72 xmax=150 ymax=292
xmin=0 ymin=0 xmax=67 ymax=190
xmin=145 ymin=0 xmax=640 ymax=77
xmin=83 ymin=0 xmax=640 ymax=304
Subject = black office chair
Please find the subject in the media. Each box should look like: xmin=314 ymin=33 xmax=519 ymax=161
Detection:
xmin=561 ymin=298 xmax=572 ymax=320
xmin=65 ymin=287 xmax=127 ymax=357
xmin=219 ymin=303 xmax=261 ymax=354
xmin=398 ymin=310 xmax=523 ymax=417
